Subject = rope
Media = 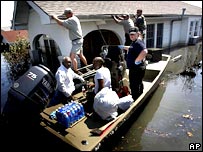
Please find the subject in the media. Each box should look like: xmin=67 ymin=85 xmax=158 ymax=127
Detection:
xmin=96 ymin=24 xmax=108 ymax=45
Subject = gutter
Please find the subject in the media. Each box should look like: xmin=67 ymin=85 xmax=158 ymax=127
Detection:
xmin=168 ymin=8 xmax=186 ymax=52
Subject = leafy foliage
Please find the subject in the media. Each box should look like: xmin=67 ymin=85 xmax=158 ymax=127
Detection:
xmin=2 ymin=35 xmax=31 ymax=80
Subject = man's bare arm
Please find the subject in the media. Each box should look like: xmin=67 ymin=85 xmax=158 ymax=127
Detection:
xmin=51 ymin=15 xmax=63 ymax=26
xmin=135 ymin=48 xmax=148 ymax=62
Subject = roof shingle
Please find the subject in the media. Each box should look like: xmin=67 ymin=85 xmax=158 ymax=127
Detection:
xmin=33 ymin=1 xmax=202 ymax=16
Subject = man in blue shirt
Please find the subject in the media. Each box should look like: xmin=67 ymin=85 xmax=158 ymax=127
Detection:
xmin=126 ymin=27 xmax=148 ymax=100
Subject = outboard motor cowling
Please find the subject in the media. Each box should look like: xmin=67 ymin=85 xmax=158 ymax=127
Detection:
xmin=2 ymin=64 xmax=56 ymax=125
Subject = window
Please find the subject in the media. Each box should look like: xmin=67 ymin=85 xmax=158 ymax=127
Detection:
xmin=146 ymin=24 xmax=155 ymax=48
xmin=189 ymin=21 xmax=194 ymax=36
xmin=194 ymin=21 xmax=199 ymax=36
xmin=156 ymin=23 xmax=163 ymax=48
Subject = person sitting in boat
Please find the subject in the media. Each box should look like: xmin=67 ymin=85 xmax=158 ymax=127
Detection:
xmin=88 ymin=57 xmax=112 ymax=95
xmin=47 ymin=56 xmax=85 ymax=107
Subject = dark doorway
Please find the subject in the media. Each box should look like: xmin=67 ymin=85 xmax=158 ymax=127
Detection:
xmin=83 ymin=30 xmax=120 ymax=64
xmin=32 ymin=35 xmax=61 ymax=74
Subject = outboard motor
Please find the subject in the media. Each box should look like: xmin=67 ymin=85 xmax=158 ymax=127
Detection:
xmin=2 ymin=64 xmax=56 ymax=126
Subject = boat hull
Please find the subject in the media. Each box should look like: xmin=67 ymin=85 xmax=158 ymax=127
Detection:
xmin=40 ymin=54 xmax=171 ymax=151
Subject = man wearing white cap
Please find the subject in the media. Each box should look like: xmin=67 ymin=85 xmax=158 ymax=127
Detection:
xmin=51 ymin=8 xmax=87 ymax=73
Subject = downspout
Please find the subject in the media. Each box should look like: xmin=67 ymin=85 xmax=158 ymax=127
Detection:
xmin=168 ymin=8 xmax=186 ymax=53
xmin=11 ymin=1 xmax=18 ymax=30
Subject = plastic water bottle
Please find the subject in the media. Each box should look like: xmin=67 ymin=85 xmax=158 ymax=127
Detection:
xmin=73 ymin=105 xmax=79 ymax=122
xmin=62 ymin=112 xmax=70 ymax=128
xmin=56 ymin=107 xmax=64 ymax=124
xmin=82 ymin=86 xmax=86 ymax=97
xmin=75 ymin=104 xmax=81 ymax=119
xmin=78 ymin=103 xmax=85 ymax=118
xmin=66 ymin=110 xmax=72 ymax=127
xmin=56 ymin=107 xmax=62 ymax=121
xmin=49 ymin=110 xmax=57 ymax=119
xmin=70 ymin=106 xmax=76 ymax=124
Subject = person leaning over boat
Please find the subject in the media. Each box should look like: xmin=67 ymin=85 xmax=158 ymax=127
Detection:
xmin=51 ymin=8 xmax=87 ymax=73
xmin=47 ymin=56 xmax=85 ymax=107
xmin=88 ymin=57 xmax=112 ymax=95
xmin=123 ymin=27 xmax=148 ymax=101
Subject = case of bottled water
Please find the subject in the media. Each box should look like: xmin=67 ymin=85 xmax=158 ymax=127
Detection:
xmin=53 ymin=101 xmax=85 ymax=128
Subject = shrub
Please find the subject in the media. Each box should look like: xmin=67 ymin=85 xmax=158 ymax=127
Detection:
xmin=2 ymin=35 xmax=31 ymax=80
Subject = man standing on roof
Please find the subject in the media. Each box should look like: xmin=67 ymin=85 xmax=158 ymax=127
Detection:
xmin=112 ymin=14 xmax=134 ymax=46
xmin=51 ymin=8 xmax=87 ymax=73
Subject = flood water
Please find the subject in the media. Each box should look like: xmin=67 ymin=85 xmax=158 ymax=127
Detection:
xmin=0 ymin=42 xmax=202 ymax=151
xmin=110 ymin=42 xmax=202 ymax=151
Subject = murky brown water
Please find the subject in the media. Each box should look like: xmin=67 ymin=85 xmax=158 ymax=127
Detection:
xmin=1 ymin=42 xmax=202 ymax=151
xmin=110 ymin=42 xmax=202 ymax=151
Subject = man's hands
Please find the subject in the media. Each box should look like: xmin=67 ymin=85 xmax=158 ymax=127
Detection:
xmin=87 ymin=82 xmax=95 ymax=89
xmin=50 ymin=15 xmax=63 ymax=25
xmin=50 ymin=15 xmax=57 ymax=19
xmin=118 ymin=45 xmax=124 ymax=49
xmin=135 ymin=61 xmax=142 ymax=65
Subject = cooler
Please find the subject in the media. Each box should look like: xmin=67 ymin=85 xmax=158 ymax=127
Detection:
xmin=147 ymin=48 xmax=163 ymax=62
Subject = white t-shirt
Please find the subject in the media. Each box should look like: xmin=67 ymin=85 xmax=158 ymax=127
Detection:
xmin=94 ymin=66 xmax=111 ymax=94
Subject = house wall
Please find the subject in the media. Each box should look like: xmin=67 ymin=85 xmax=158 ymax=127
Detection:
xmin=171 ymin=21 xmax=182 ymax=46
xmin=180 ymin=18 xmax=189 ymax=45
xmin=28 ymin=10 xmax=70 ymax=56
xmin=146 ymin=20 xmax=166 ymax=48
xmin=147 ymin=19 xmax=185 ymax=48
xmin=28 ymin=9 xmax=202 ymax=57
xmin=187 ymin=16 xmax=202 ymax=39
xmin=28 ymin=10 xmax=125 ymax=56
xmin=81 ymin=20 xmax=124 ymax=44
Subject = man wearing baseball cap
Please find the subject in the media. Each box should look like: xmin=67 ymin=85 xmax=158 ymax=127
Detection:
xmin=126 ymin=27 xmax=148 ymax=100
xmin=51 ymin=8 xmax=87 ymax=73
xmin=112 ymin=14 xmax=134 ymax=46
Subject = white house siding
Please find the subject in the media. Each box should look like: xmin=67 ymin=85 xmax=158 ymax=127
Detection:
xmin=163 ymin=21 xmax=171 ymax=48
xmin=146 ymin=16 xmax=202 ymax=49
xmin=180 ymin=18 xmax=189 ymax=45
xmin=187 ymin=16 xmax=202 ymax=39
xmin=28 ymin=9 xmax=202 ymax=58
xmin=28 ymin=11 xmax=125 ymax=56
xmin=28 ymin=10 xmax=71 ymax=56
xmin=172 ymin=21 xmax=182 ymax=47
xmin=146 ymin=20 xmax=172 ymax=48
xmin=81 ymin=20 xmax=124 ymax=44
